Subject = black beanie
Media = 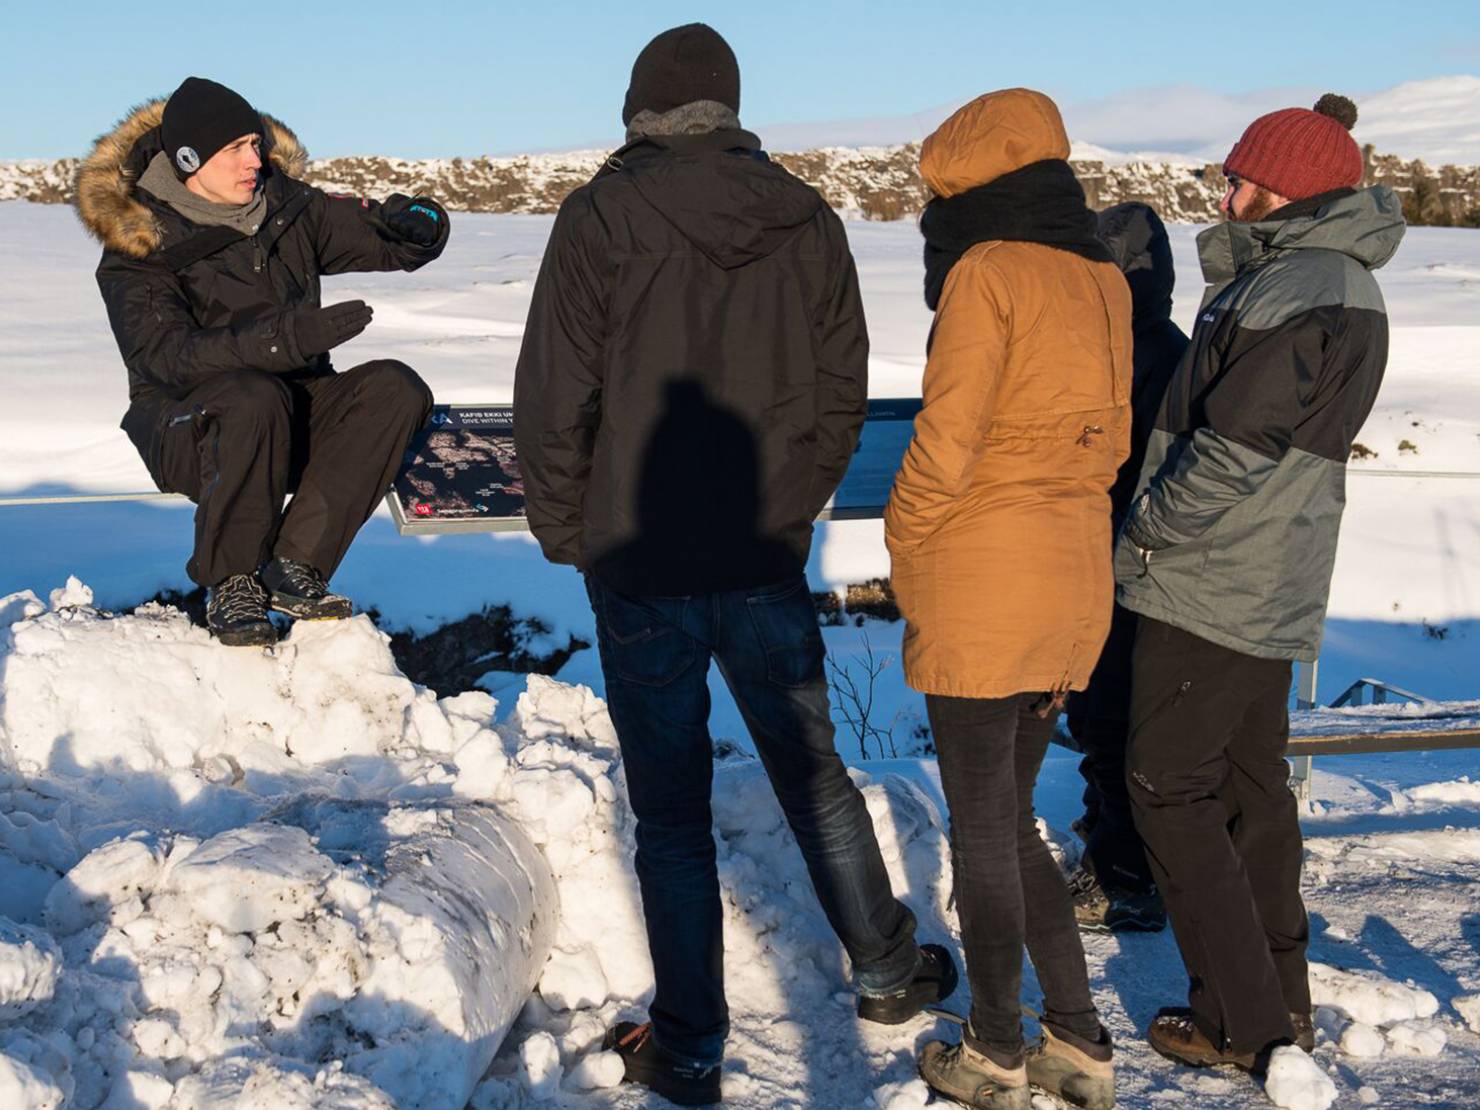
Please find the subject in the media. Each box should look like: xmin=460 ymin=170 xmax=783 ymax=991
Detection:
xmin=622 ymin=24 xmax=740 ymax=127
xmin=161 ymin=77 xmax=263 ymax=178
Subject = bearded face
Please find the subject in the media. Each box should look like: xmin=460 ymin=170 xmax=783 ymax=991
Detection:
xmin=1221 ymin=173 xmax=1285 ymax=222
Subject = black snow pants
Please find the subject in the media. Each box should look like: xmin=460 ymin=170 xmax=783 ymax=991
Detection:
xmin=124 ymin=361 xmax=432 ymax=587
xmin=1066 ymin=602 xmax=1156 ymax=893
xmin=1126 ymin=616 xmax=1310 ymax=1055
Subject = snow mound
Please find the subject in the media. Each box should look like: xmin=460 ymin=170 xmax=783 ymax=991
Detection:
xmin=1263 ymin=1045 xmax=1337 ymax=1110
xmin=0 ymin=918 xmax=60 ymax=1020
xmin=1407 ymin=778 xmax=1480 ymax=806
xmin=1456 ymin=993 xmax=1480 ymax=1034
xmin=1308 ymin=962 xmax=1440 ymax=1027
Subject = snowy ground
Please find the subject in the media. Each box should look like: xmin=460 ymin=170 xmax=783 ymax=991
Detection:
xmin=2 ymin=199 xmax=1479 ymax=1107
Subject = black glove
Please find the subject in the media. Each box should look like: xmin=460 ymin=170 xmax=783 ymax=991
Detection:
xmin=380 ymin=194 xmax=446 ymax=247
xmin=293 ymin=300 xmax=373 ymax=358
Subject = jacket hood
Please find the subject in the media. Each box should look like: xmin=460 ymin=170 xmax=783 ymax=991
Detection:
xmin=621 ymin=130 xmax=822 ymax=270
xmin=612 ymin=128 xmax=822 ymax=269
xmin=74 ymin=98 xmax=307 ymax=259
xmin=1097 ymin=202 xmax=1175 ymax=328
xmin=919 ymin=89 xmax=1070 ymax=199
xmin=1197 ymin=186 xmax=1405 ymax=284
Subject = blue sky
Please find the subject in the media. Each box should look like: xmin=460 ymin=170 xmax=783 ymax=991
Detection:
xmin=6 ymin=0 xmax=1478 ymax=159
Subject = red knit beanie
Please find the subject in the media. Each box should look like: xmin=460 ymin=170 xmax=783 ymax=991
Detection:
xmin=1223 ymin=94 xmax=1364 ymax=201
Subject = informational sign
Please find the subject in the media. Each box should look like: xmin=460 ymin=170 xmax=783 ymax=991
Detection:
xmin=386 ymin=399 xmax=924 ymax=536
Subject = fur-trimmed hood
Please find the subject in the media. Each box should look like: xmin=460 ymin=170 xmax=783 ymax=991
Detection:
xmin=74 ymin=98 xmax=307 ymax=259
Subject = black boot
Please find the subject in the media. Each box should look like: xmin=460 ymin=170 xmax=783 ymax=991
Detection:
xmin=602 ymin=1022 xmax=721 ymax=1106
xmin=261 ymin=556 xmax=352 ymax=620
xmin=858 ymin=943 xmax=960 ymax=1025
xmin=206 ymin=574 xmax=276 ymax=647
xmin=1069 ymin=867 xmax=1166 ymax=933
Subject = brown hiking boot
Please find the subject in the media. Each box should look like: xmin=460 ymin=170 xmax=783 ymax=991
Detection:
xmin=1147 ymin=1008 xmax=1255 ymax=1070
xmin=919 ymin=1037 xmax=1031 ymax=1108
xmin=1290 ymin=1011 xmax=1315 ymax=1053
xmin=1026 ymin=1025 xmax=1115 ymax=1108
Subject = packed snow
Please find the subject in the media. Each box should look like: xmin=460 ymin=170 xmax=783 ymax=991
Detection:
xmin=2 ymin=189 xmax=1480 ymax=1106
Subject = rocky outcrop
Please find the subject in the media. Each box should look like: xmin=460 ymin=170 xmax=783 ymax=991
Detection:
xmin=4 ymin=144 xmax=1475 ymax=225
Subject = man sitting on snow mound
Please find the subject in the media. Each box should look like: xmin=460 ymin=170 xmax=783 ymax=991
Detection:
xmin=514 ymin=24 xmax=955 ymax=1106
xmin=77 ymin=77 xmax=449 ymax=646
xmin=1115 ymin=95 xmax=1405 ymax=1076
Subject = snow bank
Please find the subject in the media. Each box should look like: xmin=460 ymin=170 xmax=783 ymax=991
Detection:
xmin=0 ymin=918 xmax=60 ymax=1019
xmin=0 ymin=590 xmax=565 ymax=1108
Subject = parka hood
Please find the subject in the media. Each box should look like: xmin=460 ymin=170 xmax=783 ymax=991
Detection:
xmin=74 ymin=98 xmax=307 ymax=259
xmin=620 ymin=129 xmax=823 ymax=270
xmin=1097 ymin=202 xmax=1175 ymax=328
xmin=1197 ymin=185 xmax=1406 ymax=284
xmin=919 ymin=89 xmax=1070 ymax=199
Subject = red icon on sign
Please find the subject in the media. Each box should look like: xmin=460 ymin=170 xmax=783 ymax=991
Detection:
xmin=414 ymin=502 xmax=434 ymax=517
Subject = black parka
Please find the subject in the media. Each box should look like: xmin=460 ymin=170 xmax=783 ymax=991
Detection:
xmin=75 ymin=101 xmax=447 ymax=432
xmin=513 ymin=129 xmax=869 ymax=596
xmin=1095 ymin=203 xmax=1190 ymax=528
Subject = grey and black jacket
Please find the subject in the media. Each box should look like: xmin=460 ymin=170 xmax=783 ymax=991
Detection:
xmin=1114 ymin=187 xmax=1405 ymax=661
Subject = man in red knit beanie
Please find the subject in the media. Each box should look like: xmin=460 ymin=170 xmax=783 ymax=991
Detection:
xmin=1114 ymin=94 xmax=1405 ymax=1083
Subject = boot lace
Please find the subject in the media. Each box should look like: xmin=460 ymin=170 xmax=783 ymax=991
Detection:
xmin=270 ymin=557 xmax=329 ymax=599
xmin=210 ymin=574 xmax=268 ymax=623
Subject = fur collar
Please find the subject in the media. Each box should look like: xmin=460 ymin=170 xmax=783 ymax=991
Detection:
xmin=73 ymin=98 xmax=307 ymax=259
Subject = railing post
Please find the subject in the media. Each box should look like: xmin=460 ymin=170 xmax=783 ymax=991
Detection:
xmin=1290 ymin=659 xmax=1318 ymax=801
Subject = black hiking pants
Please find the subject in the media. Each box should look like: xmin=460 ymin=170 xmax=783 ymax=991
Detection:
xmin=125 ymin=362 xmax=432 ymax=587
xmin=928 ymin=693 xmax=1102 ymax=1060
xmin=1066 ymin=601 xmax=1156 ymax=893
xmin=1126 ymin=617 xmax=1310 ymax=1055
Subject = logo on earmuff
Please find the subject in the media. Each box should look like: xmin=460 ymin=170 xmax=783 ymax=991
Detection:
xmin=175 ymin=146 xmax=201 ymax=173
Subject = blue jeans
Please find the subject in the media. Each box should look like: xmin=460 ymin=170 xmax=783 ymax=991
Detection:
xmin=586 ymin=574 xmax=919 ymax=1065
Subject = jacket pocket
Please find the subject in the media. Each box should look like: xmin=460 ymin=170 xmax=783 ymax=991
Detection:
xmin=745 ymin=578 xmax=825 ymax=689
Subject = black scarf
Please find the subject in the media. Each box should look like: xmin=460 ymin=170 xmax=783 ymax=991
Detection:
xmin=920 ymin=159 xmax=1114 ymax=310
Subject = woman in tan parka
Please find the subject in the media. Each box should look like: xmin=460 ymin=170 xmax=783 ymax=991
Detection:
xmin=885 ymin=89 xmax=1131 ymax=1109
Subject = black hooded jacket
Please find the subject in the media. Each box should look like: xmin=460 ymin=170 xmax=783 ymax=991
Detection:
xmin=75 ymin=101 xmax=448 ymax=427
xmin=513 ymin=130 xmax=869 ymax=595
xmin=1095 ymin=203 xmax=1190 ymax=526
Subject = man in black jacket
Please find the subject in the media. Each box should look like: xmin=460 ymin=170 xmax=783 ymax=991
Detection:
xmin=77 ymin=77 xmax=448 ymax=646
xmin=1065 ymin=203 xmax=1188 ymax=934
xmin=515 ymin=25 xmax=951 ymax=1106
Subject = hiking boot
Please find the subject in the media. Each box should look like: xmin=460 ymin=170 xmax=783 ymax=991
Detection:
xmin=1290 ymin=1011 xmax=1315 ymax=1054
xmin=919 ymin=1036 xmax=1031 ymax=1108
xmin=260 ymin=556 xmax=352 ymax=620
xmin=858 ymin=943 xmax=960 ymax=1025
xmin=1147 ymin=1008 xmax=1255 ymax=1070
xmin=1026 ymin=1024 xmax=1115 ymax=1109
xmin=206 ymin=574 xmax=275 ymax=647
xmin=1069 ymin=868 xmax=1165 ymax=933
xmin=601 ymin=1022 xmax=721 ymax=1106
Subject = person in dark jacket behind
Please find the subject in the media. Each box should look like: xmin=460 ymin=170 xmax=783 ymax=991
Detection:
xmin=77 ymin=77 xmax=448 ymax=646
xmin=1064 ymin=203 xmax=1188 ymax=934
xmin=514 ymin=24 xmax=953 ymax=1107
xmin=1115 ymin=95 xmax=1405 ymax=1076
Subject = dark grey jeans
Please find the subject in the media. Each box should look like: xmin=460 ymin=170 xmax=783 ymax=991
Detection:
xmin=587 ymin=574 xmax=919 ymax=1065
xmin=928 ymin=693 xmax=1101 ymax=1060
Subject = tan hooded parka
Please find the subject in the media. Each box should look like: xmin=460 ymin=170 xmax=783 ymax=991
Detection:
xmin=885 ymin=89 xmax=1133 ymax=700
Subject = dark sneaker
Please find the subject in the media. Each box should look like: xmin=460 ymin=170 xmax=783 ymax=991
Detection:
xmin=858 ymin=943 xmax=960 ymax=1025
xmin=1069 ymin=868 xmax=1166 ymax=933
xmin=919 ymin=1037 xmax=1031 ymax=1108
xmin=601 ymin=1022 xmax=721 ymax=1106
xmin=260 ymin=557 xmax=352 ymax=620
xmin=1026 ymin=1025 xmax=1115 ymax=1109
xmin=1147 ymin=1008 xmax=1255 ymax=1070
xmin=206 ymin=574 xmax=275 ymax=647
xmin=1290 ymin=1011 xmax=1315 ymax=1054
